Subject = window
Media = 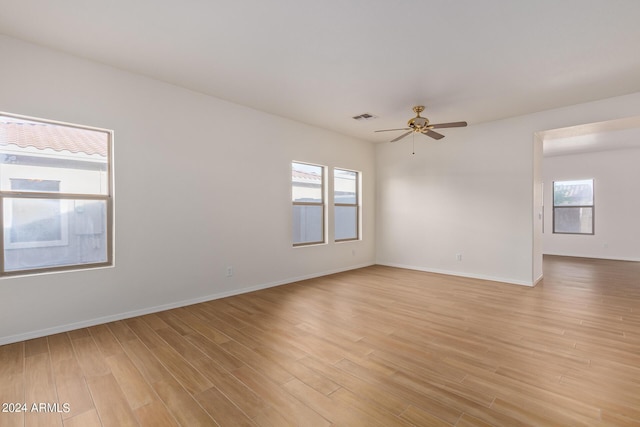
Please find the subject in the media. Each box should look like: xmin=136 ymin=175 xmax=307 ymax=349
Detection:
xmin=553 ymin=179 xmax=594 ymax=234
xmin=334 ymin=168 xmax=359 ymax=241
xmin=0 ymin=113 xmax=113 ymax=275
xmin=292 ymin=162 xmax=325 ymax=246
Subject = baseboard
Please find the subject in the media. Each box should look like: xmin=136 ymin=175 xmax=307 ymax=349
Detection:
xmin=0 ymin=262 xmax=374 ymax=346
xmin=377 ymin=262 xmax=535 ymax=287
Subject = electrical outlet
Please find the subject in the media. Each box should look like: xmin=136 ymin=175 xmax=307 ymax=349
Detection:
xmin=456 ymin=254 xmax=463 ymax=261
xmin=226 ymin=266 xmax=233 ymax=277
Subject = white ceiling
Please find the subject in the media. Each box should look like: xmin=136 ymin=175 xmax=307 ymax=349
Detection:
xmin=1 ymin=0 xmax=640 ymax=143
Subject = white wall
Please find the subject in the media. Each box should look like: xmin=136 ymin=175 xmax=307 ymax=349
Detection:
xmin=532 ymin=133 xmax=544 ymax=284
xmin=0 ymin=35 xmax=376 ymax=344
xmin=543 ymin=148 xmax=640 ymax=260
xmin=376 ymin=92 xmax=640 ymax=286
xmin=376 ymin=117 xmax=537 ymax=285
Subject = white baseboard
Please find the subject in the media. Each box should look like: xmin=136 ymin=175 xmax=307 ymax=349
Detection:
xmin=377 ymin=262 xmax=535 ymax=287
xmin=0 ymin=263 xmax=374 ymax=346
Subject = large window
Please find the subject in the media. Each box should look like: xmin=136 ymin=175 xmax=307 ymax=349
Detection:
xmin=0 ymin=113 xmax=113 ymax=275
xmin=553 ymin=179 xmax=594 ymax=234
xmin=292 ymin=162 xmax=325 ymax=246
xmin=334 ymin=168 xmax=359 ymax=241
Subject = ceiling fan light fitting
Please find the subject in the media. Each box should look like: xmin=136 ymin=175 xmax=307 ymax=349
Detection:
xmin=408 ymin=116 xmax=429 ymax=131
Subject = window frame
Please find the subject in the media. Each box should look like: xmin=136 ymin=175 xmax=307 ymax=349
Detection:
xmin=552 ymin=179 xmax=594 ymax=235
xmin=0 ymin=112 xmax=114 ymax=277
xmin=334 ymin=167 xmax=360 ymax=242
xmin=292 ymin=161 xmax=326 ymax=247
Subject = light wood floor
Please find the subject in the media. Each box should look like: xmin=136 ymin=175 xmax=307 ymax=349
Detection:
xmin=1 ymin=256 xmax=640 ymax=426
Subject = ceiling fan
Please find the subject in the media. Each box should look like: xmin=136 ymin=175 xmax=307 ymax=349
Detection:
xmin=375 ymin=106 xmax=467 ymax=142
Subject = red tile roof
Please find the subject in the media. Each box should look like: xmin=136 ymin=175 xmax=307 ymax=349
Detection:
xmin=0 ymin=119 xmax=108 ymax=157
xmin=292 ymin=169 xmax=321 ymax=180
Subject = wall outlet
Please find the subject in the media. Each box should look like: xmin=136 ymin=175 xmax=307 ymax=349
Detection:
xmin=456 ymin=254 xmax=463 ymax=261
xmin=226 ymin=266 xmax=233 ymax=277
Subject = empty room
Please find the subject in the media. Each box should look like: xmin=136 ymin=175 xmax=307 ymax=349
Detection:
xmin=1 ymin=1 xmax=640 ymax=426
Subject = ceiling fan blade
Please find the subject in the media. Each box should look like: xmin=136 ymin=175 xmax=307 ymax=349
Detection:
xmin=430 ymin=121 xmax=467 ymax=129
xmin=375 ymin=128 xmax=411 ymax=133
xmin=423 ymin=130 xmax=445 ymax=140
xmin=390 ymin=131 xmax=413 ymax=142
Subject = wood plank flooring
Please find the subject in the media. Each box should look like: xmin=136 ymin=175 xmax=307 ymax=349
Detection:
xmin=1 ymin=255 xmax=640 ymax=426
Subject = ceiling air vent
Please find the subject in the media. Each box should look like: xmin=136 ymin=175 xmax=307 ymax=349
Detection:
xmin=352 ymin=113 xmax=378 ymax=121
